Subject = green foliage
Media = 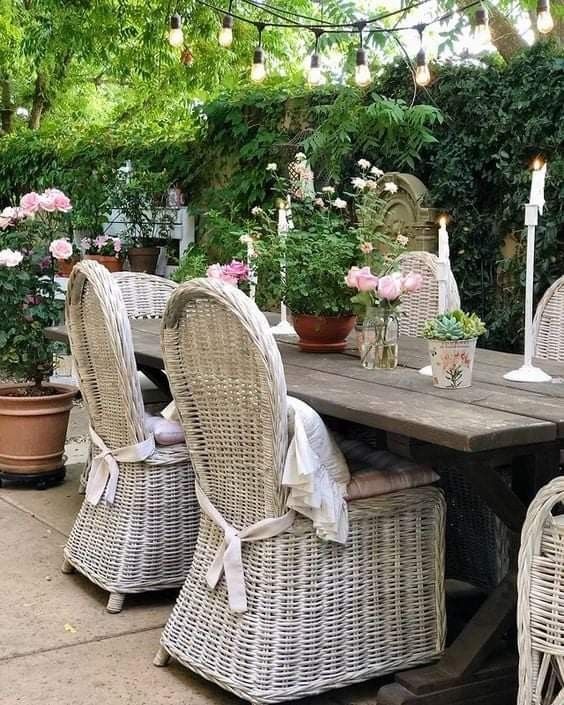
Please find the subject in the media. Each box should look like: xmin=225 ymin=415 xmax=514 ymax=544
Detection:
xmin=172 ymin=245 xmax=209 ymax=283
xmin=423 ymin=310 xmax=487 ymax=341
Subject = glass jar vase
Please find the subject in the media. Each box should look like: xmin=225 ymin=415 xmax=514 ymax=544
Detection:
xmin=360 ymin=310 xmax=399 ymax=370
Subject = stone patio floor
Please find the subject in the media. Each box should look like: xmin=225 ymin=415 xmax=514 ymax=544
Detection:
xmin=0 ymin=404 xmax=386 ymax=705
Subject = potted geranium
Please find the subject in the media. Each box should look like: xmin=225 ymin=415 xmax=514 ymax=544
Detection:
xmin=111 ymin=170 xmax=175 ymax=274
xmin=81 ymin=234 xmax=125 ymax=272
xmin=0 ymin=190 xmax=78 ymax=485
xmin=422 ymin=310 xmax=486 ymax=388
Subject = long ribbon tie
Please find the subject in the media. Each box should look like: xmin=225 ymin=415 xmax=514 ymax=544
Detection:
xmin=195 ymin=482 xmax=295 ymax=613
xmin=86 ymin=427 xmax=155 ymax=506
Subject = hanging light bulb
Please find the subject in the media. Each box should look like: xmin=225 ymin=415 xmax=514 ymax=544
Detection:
xmin=537 ymin=0 xmax=554 ymax=33
xmin=414 ymin=26 xmax=430 ymax=88
xmin=219 ymin=13 xmax=234 ymax=47
xmin=474 ymin=7 xmax=492 ymax=44
xmin=354 ymin=23 xmax=371 ymax=88
xmin=168 ymin=13 xmax=184 ymax=47
xmin=308 ymin=53 xmax=323 ymax=86
xmin=250 ymin=24 xmax=266 ymax=82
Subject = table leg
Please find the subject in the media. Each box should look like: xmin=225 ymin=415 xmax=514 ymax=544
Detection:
xmin=377 ymin=441 xmax=561 ymax=705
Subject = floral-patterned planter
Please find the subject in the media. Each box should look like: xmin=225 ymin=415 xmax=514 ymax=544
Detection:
xmin=428 ymin=338 xmax=477 ymax=389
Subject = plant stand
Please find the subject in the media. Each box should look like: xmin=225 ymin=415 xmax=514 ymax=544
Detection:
xmin=0 ymin=467 xmax=65 ymax=490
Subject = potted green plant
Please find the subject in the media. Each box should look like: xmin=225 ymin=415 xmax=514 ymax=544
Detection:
xmin=422 ymin=310 xmax=487 ymax=388
xmin=0 ymin=190 xmax=78 ymax=486
xmin=111 ymin=170 xmax=175 ymax=274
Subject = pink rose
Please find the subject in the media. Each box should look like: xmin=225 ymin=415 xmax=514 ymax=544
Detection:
xmin=378 ymin=275 xmax=402 ymax=301
xmin=356 ymin=267 xmax=379 ymax=292
xmin=402 ymin=271 xmax=423 ymax=293
xmin=38 ymin=193 xmax=57 ymax=212
xmin=222 ymin=260 xmax=249 ymax=282
xmin=20 ymin=192 xmax=41 ymax=215
xmin=45 ymin=189 xmax=72 ymax=213
xmin=49 ymin=238 xmax=73 ymax=261
xmin=359 ymin=241 xmax=374 ymax=254
xmin=345 ymin=266 xmax=360 ymax=288
xmin=206 ymin=264 xmax=223 ymax=280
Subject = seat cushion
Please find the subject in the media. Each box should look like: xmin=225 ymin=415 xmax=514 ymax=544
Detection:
xmin=144 ymin=413 xmax=185 ymax=446
xmin=346 ymin=450 xmax=438 ymax=500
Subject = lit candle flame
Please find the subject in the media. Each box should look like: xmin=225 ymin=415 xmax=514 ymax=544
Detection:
xmin=439 ymin=215 xmax=447 ymax=228
xmin=533 ymin=158 xmax=544 ymax=171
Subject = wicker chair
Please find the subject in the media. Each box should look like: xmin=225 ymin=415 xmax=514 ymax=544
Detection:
xmin=62 ymin=261 xmax=199 ymax=613
xmin=112 ymin=271 xmax=177 ymax=319
xmin=153 ymin=278 xmax=446 ymax=704
xmin=397 ymin=251 xmax=460 ymax=337
xmin=518 ymin=476 xmax=564 ymax=705
xmin=534 ymin=275 xmax=564 ymax=362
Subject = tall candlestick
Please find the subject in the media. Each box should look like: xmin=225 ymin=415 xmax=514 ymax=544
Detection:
xmin=529 ymin=158 xmax=546 ymax=213
xmin=271 ymin=198 xmax=297 ymax=336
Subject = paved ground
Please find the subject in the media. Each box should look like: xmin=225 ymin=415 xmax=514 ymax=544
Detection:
xmin=0 ymin=404 xmax=387 ymax=705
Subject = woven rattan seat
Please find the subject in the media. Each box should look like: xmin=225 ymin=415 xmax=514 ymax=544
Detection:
xmin=62 ymin=261 xmax=199 ymax=613
xmin=153 ymin=278 xmax=446 ymax=704
xmin=534 ymin=276 xmax=564 ymax=361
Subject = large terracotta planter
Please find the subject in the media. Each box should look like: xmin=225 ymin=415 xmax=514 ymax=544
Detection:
xmin=428 ymin=338 xmax=477 ymax=389
xmin=85 ymin=254 xmax=123 ymax=273
xmin=56 ymin=257 xmax=80 ymax=278
xmin=292 ymin=313 xmax=356 ymax=353
xmin=0 ymin=383 xmax=77 ymax=478
xmin=128 ymin=246 xmax=159 ymax=274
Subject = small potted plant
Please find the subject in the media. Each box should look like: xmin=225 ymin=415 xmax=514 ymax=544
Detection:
xmin=111 ymin=170 xmax=175 ymax=274
xmin=0 ymin=190 xmax=78 ymax=485
xmin=422 ymin=310 xmax=486 ymax=388
xmin=81 ymin=234 xmax=125 ymax=272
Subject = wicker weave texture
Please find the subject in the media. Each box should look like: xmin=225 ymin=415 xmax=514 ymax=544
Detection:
xmin=64 ymin=261 xmax=198 ymax=606
xmin=533 ymin=276 xmax=564 ymax=361
xmin=397 ymin=251 xmax=461 ymax=337
xmin=158 ymin=278 xmax=446 ymax=704
xmin=112 ymin=271 xmax=177 ymax=319
xmin=518 ymin=477 xmax=564 ymax=705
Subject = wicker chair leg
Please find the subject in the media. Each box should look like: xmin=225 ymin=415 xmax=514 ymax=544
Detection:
xmin=61 ymin=558 xmax=75 ymax=574
xmin=106 ymin=592 xmax=125 ymax=613
xmin=153 ymin=646 xmax=171 ymax=667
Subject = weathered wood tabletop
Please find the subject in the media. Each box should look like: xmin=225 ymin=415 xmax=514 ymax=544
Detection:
xmin=45 ymin=317 xmax=564 ymax=705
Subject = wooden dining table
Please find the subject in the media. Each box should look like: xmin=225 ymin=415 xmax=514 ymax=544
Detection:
xmin=45 ymin=317 xmax=564 ymax=705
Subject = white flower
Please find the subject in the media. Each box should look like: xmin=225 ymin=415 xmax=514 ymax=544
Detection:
xmin=396 ymin=234 xmax=409 ymax=246
xmin=370 ymin=166 xmax=384 ymax=178
xmin=266 ymin=163 xmax=277 ymax=172
xmin=384 ymin=182 xmax=399 ymax=194
xmin=351 ymin=177 xmax=367 ymax=190
xmin=321 ymin=186 xmax=335 ymax=194
xmin=240 ymin=234 xmax=253 ymax=245
xmin=357 ymin=158 xmax=371 ymax=170
xmin=313 ymin=197 xmax=325 ymax=207
xmin=365 ymin=180 xmax=379 ymax=191
xmin=294 ymin=152 xmax=306 ymax=162
xmin=251 ymin=206 xmax=263 ymax=216
xmin=0 ymin=248 xmax=23 ymax=267
xmin=333 ymin=198 xmax=347 ymax=209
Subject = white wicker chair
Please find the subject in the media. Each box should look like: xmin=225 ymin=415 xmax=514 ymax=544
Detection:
xmin=396 ymin=251 xmax=460 ymax=337
xmin=533 ymin=275 xmax=564 ymax=361
xmin=62 ymin=260 xmax=199 ymax=613
xmin=112 ymin=271 xmax=177 ymax=319
xmin=518 ymin=476 xmax=564 ymax=705
xmin=154 ymin=278 xmax=446 ymax=704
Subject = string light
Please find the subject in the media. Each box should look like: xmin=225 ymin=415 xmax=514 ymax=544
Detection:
xmin=474 ymin=6 xmax=491 ymax=44
xmin=536 ymin=0 xmax=554 ymax=34
xmin=219 ymin=1 xmax=234 ymax=47
xmin=250 ymin=24 xmax=266 ymax=82
xmin=168 ymin=13 xmax=184 ymax=47
xmin=307 ymin=30 xmax=323 ymax=86
xmin=414 ymin=25 xmax=430 ymax=87
xmin=355 ymin=23 xmax=371 ymax=88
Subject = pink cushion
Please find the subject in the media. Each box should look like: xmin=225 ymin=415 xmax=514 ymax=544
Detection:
xmin=346 ymin=451 xmax=438 ymax=501
xmin=144 ymin=413 xmax=185 ymax=446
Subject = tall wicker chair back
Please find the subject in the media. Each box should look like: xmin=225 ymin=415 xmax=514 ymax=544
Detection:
xmin=155 ymin=278 xmax=446 ymax=704
xmin=113 ymin=271 xmax=177 ymax=319
xmin=397 ymin=251 xmax=460 ymax=337
xmin=518 ymin=476 xmax=564 ymax=705
xmin=62 ymin=260 xmax=198 ymax=613
xmin=533 ymin=275 xmax=564 ymax=361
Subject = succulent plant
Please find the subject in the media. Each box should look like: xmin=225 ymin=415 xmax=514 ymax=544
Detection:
xmin=422 ymin=309 xmax=486 ymax=341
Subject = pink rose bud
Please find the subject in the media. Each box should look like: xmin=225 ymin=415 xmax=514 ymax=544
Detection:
xmin=402 ymin=271 xmax=423 ymax=293
xmin=378 ymin=274 xmax=402 ymax=301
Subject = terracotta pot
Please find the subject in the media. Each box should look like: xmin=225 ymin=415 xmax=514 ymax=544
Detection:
xmin=128 ymin=247 xmax=159 ymax=274
xmin=292 ymin=313 xmax=356 ymax=353
xmin=428 ymin=338 xmax=477 ymax=389
xmin=0 ymin=383 xmax=77 ymax=475
xmin=56 ymin=257 xmax=80 ymax=278
xmin=85 ymin=254 xmax=123 ymax=273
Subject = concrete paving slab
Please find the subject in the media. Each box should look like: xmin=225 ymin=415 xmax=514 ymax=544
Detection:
xmin=0 ymin=498 xmax=176 ymax=662
xmin=0 ymin=628 xmax=341 ymax=705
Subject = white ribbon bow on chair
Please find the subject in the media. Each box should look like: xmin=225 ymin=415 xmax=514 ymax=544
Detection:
xmin=86 ymin=427 xmax=155 ymax=506
xmin=195 ymin=482 xmax=295 ymax=613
